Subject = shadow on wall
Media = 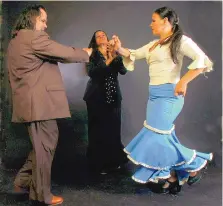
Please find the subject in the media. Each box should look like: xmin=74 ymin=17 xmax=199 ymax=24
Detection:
xmin=1 ymin=110 xmax=89 ymax=172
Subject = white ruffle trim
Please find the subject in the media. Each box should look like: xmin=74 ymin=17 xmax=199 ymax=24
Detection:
xmin=131 ymin=156 xmax=211 ymax=185
xmin=186 ymin=153 xmax=213 ymax=172
xmin=127 ymin=153 xmax=213 ymax=185
xmin=143 ymin=120 xmax=175 ymax=135
xmin=132 ymin=174 xmax=171 ymax=184
xmin=124 ymin=148 xmax=197 ymax=170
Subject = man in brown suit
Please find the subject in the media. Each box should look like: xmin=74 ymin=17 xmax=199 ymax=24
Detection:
xmin=6 ymin=5 xmax=91 ymax=205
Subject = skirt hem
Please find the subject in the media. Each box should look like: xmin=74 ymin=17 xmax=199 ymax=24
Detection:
xmin=124 ymin=148 xmax=197 ymax=170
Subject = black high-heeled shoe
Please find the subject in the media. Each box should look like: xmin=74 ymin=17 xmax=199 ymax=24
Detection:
xmin=187 ymin=173 xmax=202 ymax=186
xmin=169 ymin=180 xmax=182 ymax=194
xmin=160 ymin=180 xmax=182 ymax=195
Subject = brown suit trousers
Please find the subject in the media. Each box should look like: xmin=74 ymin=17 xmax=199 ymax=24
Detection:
xmin=14 ymin=120 xmax=58 ymax=203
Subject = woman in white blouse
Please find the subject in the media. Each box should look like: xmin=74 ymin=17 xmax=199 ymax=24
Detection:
xmin=111 ymin=7 xmax=213 ymax=194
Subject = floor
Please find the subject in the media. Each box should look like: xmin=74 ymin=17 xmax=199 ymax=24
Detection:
xmin=0 ymin=159 xmax=221 ymax=206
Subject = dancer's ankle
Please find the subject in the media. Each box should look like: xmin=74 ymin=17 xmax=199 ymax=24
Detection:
xmin=162 ymin=181 xmax=170 ymax=188
xmin=162 ymin=176 xmax=177 ymax=188
xmin=167 ymin=176 xmax=177 ymax=183
xmin=190 ymin=172 xmax=197 ymax=177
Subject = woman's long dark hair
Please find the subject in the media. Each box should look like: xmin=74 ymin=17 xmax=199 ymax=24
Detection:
xmin=11 ymin=4 xmax=46 ymax=38
xmin=154 ymin=7 xmax=183 ymax=64
xmin=88 ymin=30 xmax=109 ymax=52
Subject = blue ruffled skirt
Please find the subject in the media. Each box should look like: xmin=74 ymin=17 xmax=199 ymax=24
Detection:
xmin=124 ymin=83 xmax=213 ymax=185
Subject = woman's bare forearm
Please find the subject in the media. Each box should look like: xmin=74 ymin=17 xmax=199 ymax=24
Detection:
xmin=180 ymin=68 xmax=205 ymax=84
xmin=116 ymin=47 xmax=130 ymax=58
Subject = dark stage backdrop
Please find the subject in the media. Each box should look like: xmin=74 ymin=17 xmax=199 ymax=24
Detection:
xmin=1 ymin=1 xmax=222 ymax=171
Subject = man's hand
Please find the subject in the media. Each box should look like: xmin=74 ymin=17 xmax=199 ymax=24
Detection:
xmin=82 ymin=48 xmax=92 ymax=56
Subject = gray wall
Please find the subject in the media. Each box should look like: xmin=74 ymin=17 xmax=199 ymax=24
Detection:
xmin=2 ymin=1 xmax=222 ymax=166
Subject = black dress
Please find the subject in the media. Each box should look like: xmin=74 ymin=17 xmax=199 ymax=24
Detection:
xmin=83 ymin=49 xmax=128 ymax=173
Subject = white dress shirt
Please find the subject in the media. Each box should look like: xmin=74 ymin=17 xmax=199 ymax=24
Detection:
xmin=122 ymin=35 xmax=213 ymax=85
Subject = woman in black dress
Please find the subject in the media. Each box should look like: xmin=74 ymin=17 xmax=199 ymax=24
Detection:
xmin=83 ymin=30 xmax=128 ymax=175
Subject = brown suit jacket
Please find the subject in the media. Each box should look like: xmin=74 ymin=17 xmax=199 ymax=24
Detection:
xmin=7 ymin=29 xmax=89 ymax=122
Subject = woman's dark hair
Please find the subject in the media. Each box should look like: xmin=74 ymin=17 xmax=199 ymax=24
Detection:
xmin=154 ymin=7 xmax=183 ymax=64
xmin=88 ymin=30 xmax=109 ymax=52
xmin=11 ymin=4 xmax=46 ymax=38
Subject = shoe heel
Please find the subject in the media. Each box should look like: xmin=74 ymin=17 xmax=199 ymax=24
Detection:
xmin=168 ymin=180 xmax=181 ymax=195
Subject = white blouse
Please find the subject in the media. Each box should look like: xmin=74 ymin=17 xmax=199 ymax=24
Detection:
xmin=122 ymin=35 xmax=213 ymax=85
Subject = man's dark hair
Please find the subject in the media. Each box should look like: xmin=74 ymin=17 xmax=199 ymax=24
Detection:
xmin=11 ymin=4 xmax=46 ymax=38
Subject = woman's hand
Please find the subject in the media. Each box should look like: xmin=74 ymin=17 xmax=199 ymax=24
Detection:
xmin=112 ymin=35 xmax=122 ymax=52
xmin=111 ymin=35 xmax=130 ymax=58
xmin=174 ymin=80 xmax=188 ymax=97
xmin=109 ymin=39 xmax=115 ymax=47
xmin=107 ymin=42 xmax=117 ymax=58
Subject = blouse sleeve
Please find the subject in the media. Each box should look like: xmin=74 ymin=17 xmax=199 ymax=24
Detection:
xmin=122 ymin=41 xmax=156 ymax=71
xmin=180 ymin=35 xmax=213 ymax=73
